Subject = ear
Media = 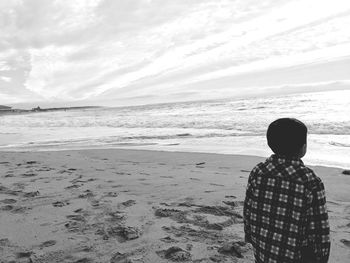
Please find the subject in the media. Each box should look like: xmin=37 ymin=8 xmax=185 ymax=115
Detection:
xmin=300 ymin=143 xmax=307 ymax=158
xmin=303 ymin=143 xmax=307 ymax=151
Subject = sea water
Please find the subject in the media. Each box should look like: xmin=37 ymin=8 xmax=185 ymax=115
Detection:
xmin=0 ymin=90 xmax=349 ymax=169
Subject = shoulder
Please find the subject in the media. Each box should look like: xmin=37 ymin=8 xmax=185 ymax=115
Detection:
xmin=250 ymin=162 xmax=265 ymax=177
xmin=252 ymin=162 xmax=264 ymax=172
xmin=247 ymin=162 xmax=263 ymax=184
xmin=299 ymin=166 xmax=325 ymax=191
xmin=248 ymin=161 xmax=269 ymax=185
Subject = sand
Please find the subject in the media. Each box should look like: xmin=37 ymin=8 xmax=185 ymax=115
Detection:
xmin=0 ymin=149 xmax=349 ymax=262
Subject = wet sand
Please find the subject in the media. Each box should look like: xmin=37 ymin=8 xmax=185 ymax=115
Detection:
xmin=0 ymin=149 xmax=349 ymax=262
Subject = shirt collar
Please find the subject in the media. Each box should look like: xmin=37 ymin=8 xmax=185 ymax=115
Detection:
xmin=268 ymin=154 xmax=304 ymax=166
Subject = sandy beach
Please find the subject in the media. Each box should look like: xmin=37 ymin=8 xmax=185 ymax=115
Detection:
xmin=0 ymin=149 xmax=349 ymax=262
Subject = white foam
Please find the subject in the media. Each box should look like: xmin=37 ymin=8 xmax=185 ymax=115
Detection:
xmin=0 ymin=90 xmax=349 ymax=168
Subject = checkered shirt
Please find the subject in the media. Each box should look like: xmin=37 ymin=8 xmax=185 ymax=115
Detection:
xmin=244 ymin=155 xmax=330 ymax=263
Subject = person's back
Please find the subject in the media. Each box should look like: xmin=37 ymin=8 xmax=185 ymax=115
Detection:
xmin=243 ymin=118 xmax=330 ymax=263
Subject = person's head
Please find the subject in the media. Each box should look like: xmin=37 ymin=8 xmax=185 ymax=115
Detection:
xmin=267 ymin=118 xmax=308 ymax=158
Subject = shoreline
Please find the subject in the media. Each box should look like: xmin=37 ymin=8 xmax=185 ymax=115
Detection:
xmin=1 ymin=146 xmax=349 ymax=170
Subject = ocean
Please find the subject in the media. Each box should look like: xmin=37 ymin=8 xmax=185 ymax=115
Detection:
xmin=1 ymin=90 xmax=349 ymax=169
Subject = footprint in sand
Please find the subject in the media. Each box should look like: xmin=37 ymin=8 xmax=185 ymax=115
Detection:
xmin=160 ymin=175 xmax=174 ymax=178
xmin=120 ymin=200 xmax=136 ymax=207
xmin=106 ymin=180 xmax=115 ymax=183
xmin=74 ymin=208 xmax=84 ymax=213
xmin=26 ymin=161 xmax=38 ymax=165
xmin=218 ymin=241 xmax=250 ymax=258
xmin=111 ymin=184 xmax=123 ymax=188
xmin=117 ymin=226 xmax=142 ymax=241
xmin=90 ymin=200 xmax=100 ymax=207
xmin=110 ymin=252 xmax=130 ymax=263
xmin=4 ymin=172 xmax=14 ymax=178
xmin=65 ymin=184 xmax=81 ymax=190
xmin=58 ymin=169 xmax=74 ymax=174
xmin=70 ymin=174 xmax=83 ymax=182
xmin=0 ymin=238 xmax=11 ymax=247
xmin=66 ymin=214 xmax=86 ymax=222
xmin=79 ymin=245 xmax=94 ymax=252
xmin=107 ymin=211 xmax=125 ymax=222
xmin=39 ymin=240 xmax=57 ymax=248
xmin=194 ymin=205 xmax=243 ymax=218
xmin=186 ymin=244 xmax=193 ymax=251
xmin=155 ymin=208 xmax=182 ymax=217
xmin=222 ymin=200 xmax=244 ymax=207
xmin=78 ymin=190 xmax=94 ymax=198
xmin=0 ymin=187 xmax=22 ymax=196
xmin=1 ymin=205 xmax=14 ymax=211
xmin=16 ymin=251 xmax=33 ymax=259
xmin=105 ymin=192 xmax=119 ymax=197
xmin=73 ymin=258 xmax=94 ymax=263
xmin=64 ymin=221 xmax=84 ymax=233
xmin=115 ymin=172 xmax=130 ymax=175
xmin=160 ymin=236 xmax=179 ymax=243
xmin=156 ymin=246 xmax=192 ymax=261
xmin=97 ymin=225 xmax=141 ymax=241
xmin=160 ymin=202 xmax=173 ymax=207
xmin=23 ymin=191 xmax=40 ymax=198
xmin=340 ymin=239 xmax=350 ymax=247
xmin=0 ymin=199 xmax=17 ymax=204
xmin=52 ymin=201 xmax=70 ymax=207
xmin=210 ymin=183 xmax=225 ymax=186
xmin=22 ymin=172 xmax=37 ymax=177
xmin=10 ymin=206 xmax=28 ymax=213
xmin=36 ymin=167 xmax=54 ymax=172
xmin=155 ymin=206 xmax=235 ymax=231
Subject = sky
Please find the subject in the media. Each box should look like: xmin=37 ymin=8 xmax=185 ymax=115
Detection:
xmin=1 ymin=0 xmax=350 ymax=107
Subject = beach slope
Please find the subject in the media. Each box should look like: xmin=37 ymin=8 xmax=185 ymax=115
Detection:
xmin=0 ymin=149 xmax=349 ymax=262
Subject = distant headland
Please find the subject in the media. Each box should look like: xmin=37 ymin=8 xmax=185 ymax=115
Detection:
xmin=0 ymin=105 xmax=102 ymax=115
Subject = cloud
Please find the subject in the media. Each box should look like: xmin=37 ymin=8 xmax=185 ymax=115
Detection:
xmin=0 ymin=0 xmax=350 ymax=105
xmin=0 ymin=76 xmax=11 ymax=82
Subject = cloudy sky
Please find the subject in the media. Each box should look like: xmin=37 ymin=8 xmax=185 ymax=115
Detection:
xmin=1 ymin=0 xmax=350 ymax=107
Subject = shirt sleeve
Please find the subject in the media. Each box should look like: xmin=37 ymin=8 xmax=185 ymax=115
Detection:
xmin=305 ymin=177 xmax=330 ymax=263
xmin=243 ymin=167 xmax=256 ymax=244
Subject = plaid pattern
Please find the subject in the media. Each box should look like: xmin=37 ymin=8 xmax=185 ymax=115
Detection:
xmin=244 ymin=155 xmax=330 ymax=263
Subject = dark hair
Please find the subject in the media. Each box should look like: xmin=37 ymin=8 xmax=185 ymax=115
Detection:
xmin=267 ymin=118 xmax=307 ymax=157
